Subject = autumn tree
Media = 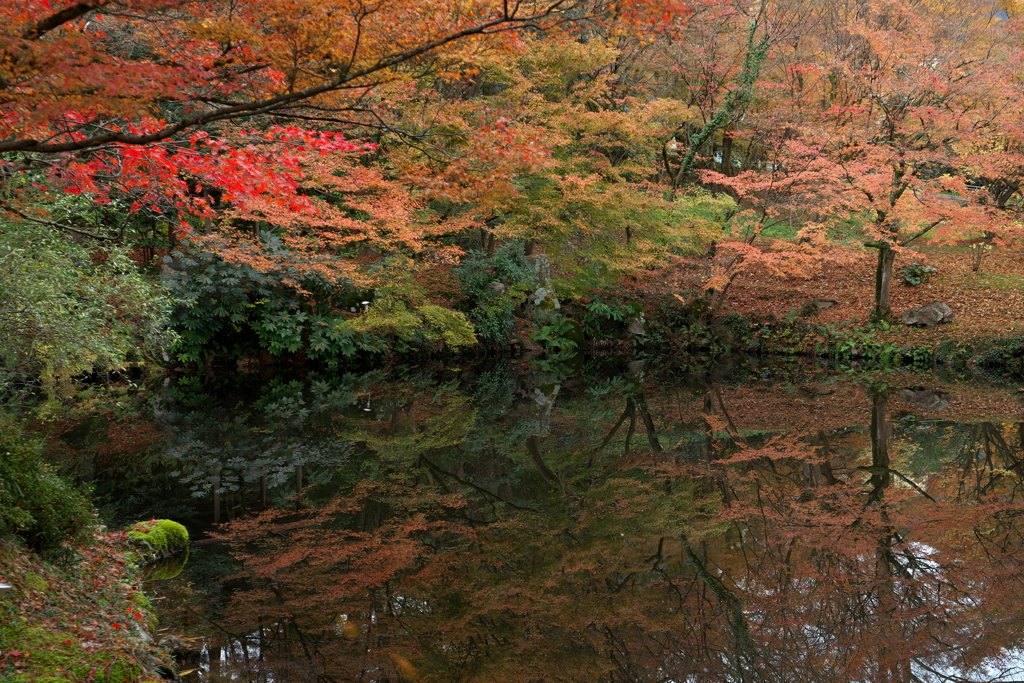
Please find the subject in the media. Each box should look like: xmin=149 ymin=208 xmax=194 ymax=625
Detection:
xmin=1 ymin=0 xmax=697 ymax=221
xmin=660 ymin=0 xmax=816 ymax=189
xmin=385 ymin=28 xmax=734 ymax=300
xmin=716 ymin=0 xmax=1024 ymax=320
xmin=0 ymin=179 xmax=168 ymax=392
xmin=0 ymin=0 xmax=702 ymax=373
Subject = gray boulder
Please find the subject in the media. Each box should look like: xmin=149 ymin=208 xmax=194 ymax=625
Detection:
xmin=800 ymin=299 xmax=837 ymax=317
xmin=627 ymin=316 xmax=647 ymax=337
xmin=902 ymin=302 xmax=953 ymax=328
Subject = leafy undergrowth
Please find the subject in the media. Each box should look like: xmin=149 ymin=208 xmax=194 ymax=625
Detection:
xmin=0 ymin=532 xmax=170 ymax=682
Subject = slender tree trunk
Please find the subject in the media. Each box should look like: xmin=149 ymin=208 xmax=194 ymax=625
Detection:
xmin=594 ymin=399 xmax=635 ymax=456
xmin=671 ymin=23 xmax=770 ymax=189
xmin=871 ymin=245 xmax=896 ymax=321
xmin=525 ymin=435 xmax=558 ymax=485
xmin=867 ymin=220 xmax=941 ymax=320
xmin=623 ymin=406 xmax=636 ymax=456
xmin=634 ymin=394 xmax=663 ymax=453
xmin=683 ymin=535 xmax=755 ymax=680
xmin=875 ymin=533 xmax=910 ymax=683
xmin=721 ymin=133 xmax=734 ymax=176
xmin=212 ymin=470 xmax=222 ymax=523
xmin=971 ymin=231 xmax=994 ymax=272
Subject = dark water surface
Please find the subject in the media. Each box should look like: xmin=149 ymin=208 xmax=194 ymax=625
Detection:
xmin=96 ymin=358 xmax=1024 ymax=682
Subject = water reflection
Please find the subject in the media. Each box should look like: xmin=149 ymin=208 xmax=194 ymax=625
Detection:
xmin=146 ymin=363 xmax=1024 ymax=682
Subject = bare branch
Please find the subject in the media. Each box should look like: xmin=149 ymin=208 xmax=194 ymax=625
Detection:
xmin=22 ymin=1 xmax=108 ymax=40
xmin=899 ymin=218 xmax=945 ymax=247
xmin=1 ymin=3 xmax=571 ymax=155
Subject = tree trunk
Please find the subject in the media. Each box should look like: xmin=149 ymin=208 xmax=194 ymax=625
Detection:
xmin=634 ymin=395 xmax=663 ymax=453
xmin=721 ymin=133 xmax=734 ymax=177
xmin=872 ymin=245 xmax=896 ymax=321
xmin=682 ymin=535 xmax=756 ymax=680
xmin=594 ymin=399 xmax=635 ymax=455
xmin=213 ymin=479 xmax=221 ymax=524
xmin=525 ymin=436 xmax=558 ymax=485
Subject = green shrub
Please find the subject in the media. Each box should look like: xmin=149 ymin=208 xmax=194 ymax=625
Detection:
xmin=531 ymin=316 xmax=583 ymax=361
xmin=973 ymin=336 xmax=1024 ymax=373
xmin=0 ymin=220 xmax=169 ymax=391
xmin=168 ymin=238 xmax=476 ymax=362
xmin=454 ymin=242 xmax=536 ymax=343
xmin=581 ymin=297 xmax=643 ymax=339
xmin=165 ymin=235 xmax=375 ymax=364
xmin=897 ymin=262 xmax=937 ymax=286
xmin=0 ymin=418 xmax=94 ymax=552
xmin=339 ymin=291 xmax=475 ymax=352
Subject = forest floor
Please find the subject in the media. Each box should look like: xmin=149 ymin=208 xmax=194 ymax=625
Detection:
xmin=0 ymin=533 xmax=170 ymax=682
xmin=636 ymin=244 xmax=1024 ymax=347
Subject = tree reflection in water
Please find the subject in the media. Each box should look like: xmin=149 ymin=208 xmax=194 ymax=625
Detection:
xmin=157 ymin=366 xmax=1024 ymax=682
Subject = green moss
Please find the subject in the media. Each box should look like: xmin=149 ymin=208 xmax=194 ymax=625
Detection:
xmin=126 ymin=519 xmax=188 ymax=560
xmin=130 ymin=591 xmax=152 ymax=611
xmin=0 ymin=626 xmax=143 ymax=682
xmin=127 ymin=591 xmax=159 ymax=632
xmin=21 ymin=571 xmax=48 ymax=591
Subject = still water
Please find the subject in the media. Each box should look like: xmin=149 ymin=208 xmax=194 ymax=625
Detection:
xmin=96 ymin=357 xmax=1024 ymax=682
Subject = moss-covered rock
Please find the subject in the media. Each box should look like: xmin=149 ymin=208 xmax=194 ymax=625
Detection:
xmin=126 ymin=519 xmax=189 ymax=562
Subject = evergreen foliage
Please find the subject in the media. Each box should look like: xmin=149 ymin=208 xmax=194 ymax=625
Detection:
xmin=0 ymin=418 xmax=94 ymax=553
xmin=0 ymin=219 xmax=168 ymax=392
xmin=166 ymin=237 xmax=372 ymax=364
xmin=455 ymin=243 xmax=536 ymax=343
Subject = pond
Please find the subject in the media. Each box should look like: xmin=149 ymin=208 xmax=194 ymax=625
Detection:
xmin=93 ymin=356 xmax=1024 ymax=682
